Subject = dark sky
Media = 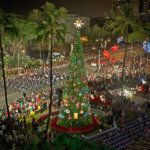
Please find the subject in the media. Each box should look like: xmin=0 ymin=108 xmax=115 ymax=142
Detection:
xmin=0 ymin=0 xmax=112 ymax=18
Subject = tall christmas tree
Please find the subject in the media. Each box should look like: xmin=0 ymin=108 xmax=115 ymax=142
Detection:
xmin=57 ymin=19 xmax=92 ymax=128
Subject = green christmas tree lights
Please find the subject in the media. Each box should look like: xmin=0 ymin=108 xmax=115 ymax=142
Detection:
xmin=57 ymin=31 xmax=92 ymax=127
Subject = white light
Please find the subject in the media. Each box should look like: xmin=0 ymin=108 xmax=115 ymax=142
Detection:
xmin=74 ymin=18 xmax=84 ymax=29
xmin=142 ymin=79 xmax=146 ymax=84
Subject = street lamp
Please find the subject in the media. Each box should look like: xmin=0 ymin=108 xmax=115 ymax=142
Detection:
xmin=101 ymin=39 xmax=103 ymax=48
xmin=98 ymin=50 xmax=101 ymax=71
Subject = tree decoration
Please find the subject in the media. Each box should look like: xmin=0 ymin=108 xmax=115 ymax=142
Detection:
xmin=80 ymin=110 xmax=84 ymax=114
xmin=83 ymin=112 xmax=89 ymax=117
xmin=64 ymin=109 xmax=70 ymax=114
xmin=58 ymin=114 xmax=65 ymax=119
xmin=79 ymin=91 xmax=82 ymax=96
xmin=84 ymin=103 xmax=88 ymax=107
xmin=74 ymin=18 xmax=84 ymax=29
xmin=68 ymin=116 xmax=72 ymax=120
xmin=72 ymin=58 xmax=76 ymax=62
xmin=74 ymin=113 xmax=78 ymax=119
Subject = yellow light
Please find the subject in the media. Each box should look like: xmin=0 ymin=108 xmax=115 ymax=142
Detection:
xmin=81 ymin=36 xmax=88 ymax=42
xmin=22 ymin=50 xmax=25 ymax=54
xmin=74 ymin=113 xmax=78 ymax=119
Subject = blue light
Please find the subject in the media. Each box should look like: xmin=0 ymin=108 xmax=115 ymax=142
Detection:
xmin=117 ymin=38 xmax=124 ymax=44
xmin=143 ymin=40 xmax=150 ymax=53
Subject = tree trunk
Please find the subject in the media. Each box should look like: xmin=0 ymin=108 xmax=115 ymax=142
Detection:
xmin=17 ymin=53 xmax=20 ymax=75
xmin=0 ymin=33 xmax=11 ymax=124
xmin=2 ymin=45 xmax=11 ymax=57
xmin=46 ymin=43 xmax=51 ymax=64
xmin=40 ymin=44 xmax=42 ymax=60
xmin=121 ymin=35 xmax=128 ymax=109
xmin=46 ymin=30 xmax=53 ymax=134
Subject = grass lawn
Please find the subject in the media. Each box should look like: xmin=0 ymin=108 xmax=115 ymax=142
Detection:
xmin=24 ymin=109 xmax=49 ymax=124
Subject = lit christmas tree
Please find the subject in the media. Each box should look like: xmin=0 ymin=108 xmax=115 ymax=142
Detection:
xmin=57 ymin=19 xmax=92 ymax=127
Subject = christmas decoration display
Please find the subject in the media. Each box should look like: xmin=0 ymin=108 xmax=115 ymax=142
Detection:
xmin=55 ymin=31 xmax=92 ymax=128
xmin=37 ymin=111 xmax=59 ymax=124
xmin=49 ymin=19 xmax=99 ymax=133
xmin=51 ymin=115 xmax=98 ymax=133
xmin=103 ymin=50 xmax=110 ymax=59
xmin=111 ymin=44 xmax=119 ymax=52
xmin=143 ymin=40 xmax=150 ymax=53
xmin=117 ymin=37 xmax=124 ymax=44
xmin=37 ymin=111 xmax=98 ymax=133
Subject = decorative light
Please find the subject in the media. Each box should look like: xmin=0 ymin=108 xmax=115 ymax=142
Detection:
xmin=74 ymin=113 xmax=78 ymax=119
xmin=142 ymin=79 xmax=146 ymax=84
xmin=111 ymin=44 xmax=119 ymax=52
xmin=80 ymin=110 xmax=84 ymax=114
xmin=74 ymin=18 xmax=84 ymax=29
xmin=143 ymin=40 xmax=150 ymax=53
xmin=81 ymin=36 xmax=88 ymax=42
xmin=107 ymin=38 xmax=111 ymax=42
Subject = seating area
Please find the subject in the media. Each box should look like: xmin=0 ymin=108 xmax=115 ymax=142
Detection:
xmin=86 ymin=114 xmax=150 ymax=150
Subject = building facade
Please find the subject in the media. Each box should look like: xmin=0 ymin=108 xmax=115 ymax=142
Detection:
xmin=139 ymin=0 xmax=150 ymax=22
xmin=112 ymin=0 xmax=150 ymax=22
xmin=112 ymin=0 xmax=134 ymax=14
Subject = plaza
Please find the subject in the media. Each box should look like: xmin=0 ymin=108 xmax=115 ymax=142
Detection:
xmin=0 ymin=0 xmax=150 ymax=150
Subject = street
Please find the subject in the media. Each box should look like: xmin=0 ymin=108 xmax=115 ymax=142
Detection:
xmin=0 ymin=61 xmax=95 ymax=107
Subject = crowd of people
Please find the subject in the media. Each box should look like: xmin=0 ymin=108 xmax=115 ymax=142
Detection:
xmin=0 ymin=47 xmax=150 ymax=149
xmin=0 ymin=87 xmax=63 ymax=149
xmin=0 ymin=68 xmax=67 ymax=95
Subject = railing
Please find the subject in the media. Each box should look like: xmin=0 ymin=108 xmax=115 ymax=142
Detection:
xmin=91 ymin=108 xmax=106 ymax=117
xmin=84 ymin=127 xmax=117 ymax=141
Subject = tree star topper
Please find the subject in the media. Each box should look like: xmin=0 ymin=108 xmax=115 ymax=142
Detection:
xmin=74 ymin=18 xmax=84 ymax=29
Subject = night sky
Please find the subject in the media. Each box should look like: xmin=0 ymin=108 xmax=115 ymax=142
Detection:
xmin=0 ymin=0 xmax=112 ymax=18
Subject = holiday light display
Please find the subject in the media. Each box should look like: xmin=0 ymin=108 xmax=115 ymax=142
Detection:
xmin=103 ymin=50 xmax=110 ymax=59
xmin=111 ymin=44 xmax=119 ymax=52
xmin=143 ymin=40 xmax=150 ymax=53
xmin=56 ymin=31 xmax=92 ymax=128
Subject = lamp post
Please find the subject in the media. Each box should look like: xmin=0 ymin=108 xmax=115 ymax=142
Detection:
xmin=147 ymin=55 xmax=148 ymax=66
xmin=140 ymin=53 xmax=141 ymax=70
xmin=18 ymin=53 xmax=20 ymax=75
xmin=96 ymin=39 xmax=101 ymax=71
xmin=18 ymin=50 xmax=26 ymax=75
xmin=101 ymin=39 xmax=103 ymax=48
xmin=99 ymin=50 xmax=101 ymax=71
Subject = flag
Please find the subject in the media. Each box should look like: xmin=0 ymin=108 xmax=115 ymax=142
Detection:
xmin=103 ymin=50 xmax=110 ymax=59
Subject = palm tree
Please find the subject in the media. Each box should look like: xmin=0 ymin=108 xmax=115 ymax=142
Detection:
xmin=110 ymin=3 xmax=138 ymax=108
xmin=3 ymin=17 xmax=38 ymax=74
xmin=28 ymin=9 xmax=44 ymax=60
xmin=29 ymin=2 xmax=68 ymax=134
xmin=0 ymin=8 xmax=18 ymax=124
xmin=81 ymin=25 xmax=107 ymax=48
